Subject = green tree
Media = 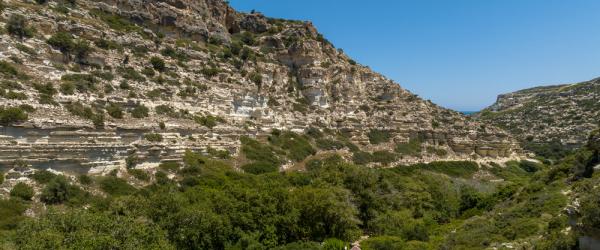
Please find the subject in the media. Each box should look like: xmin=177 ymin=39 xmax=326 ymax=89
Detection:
xmin=47 ymin=32 xmax=75 ymax=55
xmin=291 ymin=186 xmax=361 ymax=241
xmin=10 ymin=183 xmax=34 ymax=201
xmin=40 ymin=176 xmax=85 ymax=204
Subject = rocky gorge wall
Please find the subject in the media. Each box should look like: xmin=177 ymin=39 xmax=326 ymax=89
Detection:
xmin=0 ymin=0 xmax=521 ymax=171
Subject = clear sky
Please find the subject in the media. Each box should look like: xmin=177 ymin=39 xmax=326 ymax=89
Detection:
xmin=228 ymin=0 xmax=600 ymax=111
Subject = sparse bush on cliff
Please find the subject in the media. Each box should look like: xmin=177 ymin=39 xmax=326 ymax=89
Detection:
xmin=144 ymin=133 xmax=163 ymax=142
xmin=150 ymin=56 xmax=166 ymax=72
xmin=0 ymin=61 xmax=19 ymax=78
xmin=368 ymin=129 xmax=391 ymax=144
xmin=6 ymin=14 xmax=35 ymax=39
xmin=106 ymin=103 xmax=124 ymax=119
xmin=47 ymin=32 xmax=75 ymax=54
xmin=65 ymin=102 xmax=104 ymax=127
xmin=130 ymin=104 xmax=149 ymax=118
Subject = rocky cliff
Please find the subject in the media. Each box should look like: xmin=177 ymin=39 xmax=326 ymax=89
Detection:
xmin=0 ymin=0 xmax=519 ymax=170
xmin=477 ymin=78 xmax=600 ymax=149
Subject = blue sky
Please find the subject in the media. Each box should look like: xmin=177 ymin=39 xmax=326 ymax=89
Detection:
xmin=229 ymin=0 xmax=600 ymax=111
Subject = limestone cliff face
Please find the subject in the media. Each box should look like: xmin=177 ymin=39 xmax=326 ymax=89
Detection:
xmin=0 ymin=0 xmax=519 ymax=168
xmin=477 ymin=79 xmax=600 ymax=147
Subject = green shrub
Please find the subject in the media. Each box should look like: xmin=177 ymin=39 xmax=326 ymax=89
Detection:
xmin=0 ymin=171 xmax=3 ymax=185
xmin=159 ymin=161 xmax=180 ymax=172
xmin=10 ymin=183 xmax=34 ymax=201
xmin=40 ymin=176 xmax=87 ymax=204
xmin=106 ymin=103 xmax=123 ymax=119
xmin=150 ymin=56 xmax=165 ymax=72
xmin=78 ymin=175 xmax=92 ymax=185
xmin=353 ymin=151 xmax=373 ymax=165
xmin=371 ymin=150 xmax=398 ymax=165
xmin=99 ymin=177 xmax=137 ymax=196
xmin=4 ymin=91 xmax=27 ymax=100
xmin=144 ymin=133 xmax=163 ymax=142
xmin=47 ymin=32 xmax=75 ymax=54
xmin=128 ymin=169 xmax=150 ymax=181
xmin=426 ymin=146 xmax=447 ymax=156
xmin=269 ymin=131 xmax=316 ymax=161
xmin=0 ymin=106 xmax=28 ymax=126
xmin=6 ymin=14 xmax=34 ymax=39
xmin=361 ymin=236 xmax=405 ymax=250
xmin=241 ymin=136 xmax=280 ymax=166
xmin=395 ymin=138 xmax=422 ymax=156
xmin=194 ymin=115 xmax=222 ymax=129
xmin=403 ymin=161 xmax=480 ymax=178
xmin=316 ymin=138 xmax=344 ymax=150
xmin=242 ymin=162 xmax=279 ymax=174
xmin=249 ymin=72 xmax=263 ymax=85
xmin=65 ymin=102 xmax=104 ymax=127
xmin=92 ymin=9 xmax=142 ymax=33
xmin=322 ymin=238 xmax=349 ymax=250
xmin=60 ymin=82 xmax=75 ymax=95
xmin=0 ymin=60 xmax=19 ymax=77
xmin=155 ymin=105 xmax=178 ymax=118
xmin=31 ymin=170 xmax=57 ymax=184
xmin=141 ymin=67 xmax=155 ymax=77
xmin=368 ymin=129 xmax=391 ymax=144
xmin=94 ymin=38 xmax=121 ymax=50
xmin=130 ymin=104 xmax=149 ymax=118
xmin=201 ymin=67 xmax=219 ymax=78
xmin=118 ymin=67 xmax=145 ymax=82
xmin=72 ymin=40 xmax=92 ymax=62
xmin=160 ymin=46 xmax=187 ymax=61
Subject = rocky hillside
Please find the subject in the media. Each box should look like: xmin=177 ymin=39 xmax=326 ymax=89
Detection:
xmin=477 ymin=78 xmax=600 ymax=153
xmin=0 ymin=0 xmax=518 ymax=169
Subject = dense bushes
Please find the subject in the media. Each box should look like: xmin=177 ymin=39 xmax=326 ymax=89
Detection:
xmin=0 ymin=106 xmax=28 ymax=125
xmin=40 ymin=176 xmax=87 ymax=205
xmin=0 ymin=132 xmax=591 ymax=249
xmin=99 ymin=177 xmax=137 ymax=196
xmin=241 ymin=161 xmax=277 ymax=174
xmin=10 ymin=183 xmax=34 ymax=201
xmin=31 ymin=170 xmax=57 ymax=184
xmin=268 ymin=130 xmax=316 ymax=161
xmin=15 ymin=210 xmax=173 ymax=249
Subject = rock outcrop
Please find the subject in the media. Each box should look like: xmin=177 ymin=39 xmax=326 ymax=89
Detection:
xmin=0 ymin=0 xmax=520 ymax=169
xmin=477 ymin=78 xmax=600 ymax=148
